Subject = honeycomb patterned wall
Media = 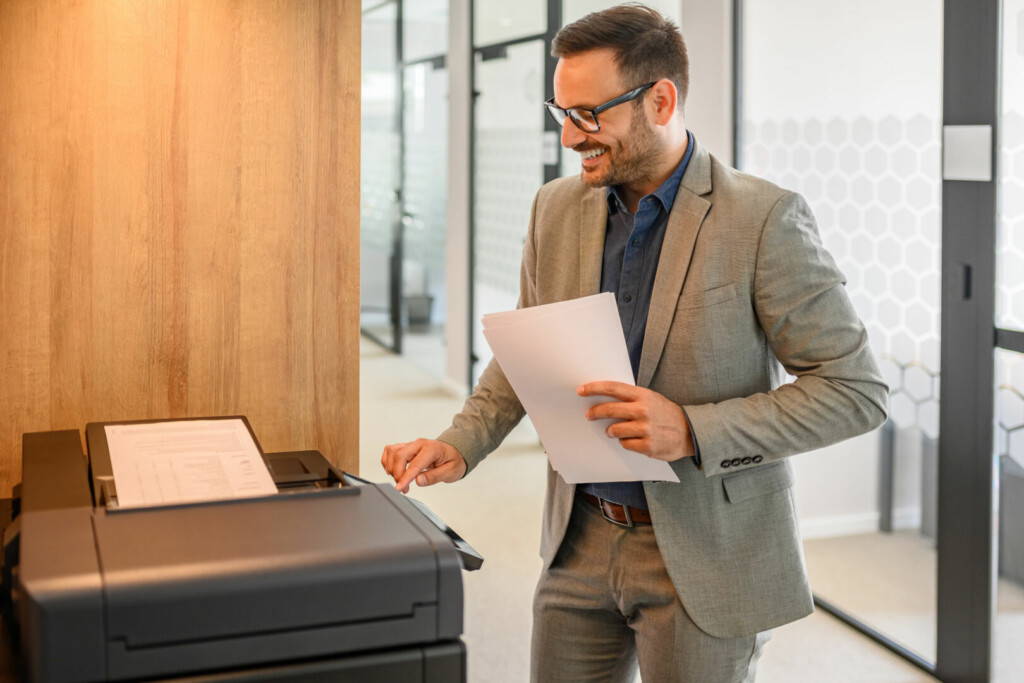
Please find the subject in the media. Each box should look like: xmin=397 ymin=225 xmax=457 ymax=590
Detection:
xmin=474 ymin=129 xmax=541 ymax=299
xmin=997 ymin=349 xmax=1024 ymax=467
xmin=997 ymin=110 xmax=1024 ymax=331
xmin=361 ymin=127 xmax=399 ymax=255
xmin=402 ymin=64 xmax=448 ymax=305
xmin=996 ymin=107 xmax=1024 ymax=467
xmin=741 ymin=114 xmax=942 ymax=436
xmin=360 ymin=125 xmax=400 ymax=318
xmin=403 ymin=130 xmax=448 ymax=293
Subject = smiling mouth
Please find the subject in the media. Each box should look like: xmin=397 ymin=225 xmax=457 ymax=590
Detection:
xmin=579 ymin=147 xmax=607 ymax=165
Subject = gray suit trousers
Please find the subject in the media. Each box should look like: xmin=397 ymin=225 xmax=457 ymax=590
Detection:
xmin=531 ymin=494 xmax=771 ymax=683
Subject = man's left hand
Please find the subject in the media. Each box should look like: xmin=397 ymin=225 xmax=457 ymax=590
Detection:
xmin=578 ymin=382 xmax=694 ymax=462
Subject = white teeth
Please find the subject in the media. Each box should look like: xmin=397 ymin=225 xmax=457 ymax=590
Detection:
xmin=581 ymin=148 xmax=606 ymax=160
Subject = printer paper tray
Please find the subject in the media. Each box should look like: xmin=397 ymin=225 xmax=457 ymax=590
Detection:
xmin=155 ymin=639 xmax=466 ymax=683
xmin=108 ymin=603 xmax=441 ymax=682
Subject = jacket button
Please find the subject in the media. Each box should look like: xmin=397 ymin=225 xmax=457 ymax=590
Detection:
xmin=753 ymin=455 xmax=764 ymax=463
xmin=741 ymin=456 xmax=752 ymax=465
xmin=721 ymin=460 xmax=731 ymax=468
xmin=731 ymin=458 xmax=742 ymax=466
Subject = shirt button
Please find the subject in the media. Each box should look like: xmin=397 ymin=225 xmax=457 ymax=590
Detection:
xmin=631 ymin=238 xmax=641 ymax=247
xmin=623 ymin=294 xmax=633 ymax=303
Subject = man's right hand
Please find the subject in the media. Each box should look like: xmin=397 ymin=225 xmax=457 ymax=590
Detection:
xmin=380 ymin=439 xmax=467 ymax=494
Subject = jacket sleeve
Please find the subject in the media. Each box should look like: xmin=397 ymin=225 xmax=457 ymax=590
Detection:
xmin=683 ymin=191 xmax=889 ymax=477
xmin=435 ymin=191 xmax=542 ymax=476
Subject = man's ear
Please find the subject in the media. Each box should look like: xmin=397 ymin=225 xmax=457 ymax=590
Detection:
xmin=649 ymin=79 xmax=678 ymax=125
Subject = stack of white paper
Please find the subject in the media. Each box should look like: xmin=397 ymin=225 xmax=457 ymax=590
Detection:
xmin=105 ymin=419 xmax=278 ymax=508
xmin=483 ymin=293 xmax=679 ymax=484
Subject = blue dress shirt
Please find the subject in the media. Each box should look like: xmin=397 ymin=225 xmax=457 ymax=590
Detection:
xmin=579 ymin=130 xmax=696 ymax=510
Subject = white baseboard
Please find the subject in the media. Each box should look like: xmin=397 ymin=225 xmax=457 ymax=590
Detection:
xmin=892 ymin=506 xmax=922 ymax=530
xmin=799 ymin=506 xmax=922 ymax=539
xmin=799 ymin=512 xmax=878 ymax=539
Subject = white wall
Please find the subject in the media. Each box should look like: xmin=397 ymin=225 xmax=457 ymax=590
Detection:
xmin=445 ymin=0 xmax=472 ymax=395
xmin=680 ymin=0 xmax=733 ymax=163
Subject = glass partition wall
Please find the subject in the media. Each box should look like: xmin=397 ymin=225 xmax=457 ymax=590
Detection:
xmin=360 ymin=0 xmax=449 ymax=377
xmin=739 ymin=0 xmax=944 ymax=664
xmin=469 ymin=3 xmax=553 ymax=387
xmin=401 ymin=58 xmax=449 ymax=378
xmin=360 ymin=1 xmax=401 ymax=350
xmin=740 ymin=1 xmax=1016 ymax=680
xmin=995 ymin=1 xmax=1024 ymax=680
xmin=471 ymin=39 xmax=546 ymax=384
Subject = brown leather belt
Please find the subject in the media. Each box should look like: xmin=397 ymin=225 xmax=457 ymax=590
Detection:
xmin=580 ymin=492 xmax=652 ymax=527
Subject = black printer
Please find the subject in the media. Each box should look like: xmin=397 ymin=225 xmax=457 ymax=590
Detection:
xmin=0 ymin=418 xmax=481 ymax=682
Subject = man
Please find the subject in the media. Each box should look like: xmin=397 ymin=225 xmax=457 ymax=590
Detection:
xmin=382 ymin=5 xmax=888 ymax=682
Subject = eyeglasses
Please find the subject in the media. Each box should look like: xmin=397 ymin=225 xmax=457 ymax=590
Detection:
xmin=544 ymin=82 xmax=656 ymax=133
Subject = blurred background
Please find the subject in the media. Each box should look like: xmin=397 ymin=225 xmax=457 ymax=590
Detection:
xmin=358 ymin=1 xmax=1024 ymax=681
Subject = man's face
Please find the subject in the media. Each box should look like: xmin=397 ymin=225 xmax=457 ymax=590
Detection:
xmin=553 ymin=49 xmax=663 ymax=188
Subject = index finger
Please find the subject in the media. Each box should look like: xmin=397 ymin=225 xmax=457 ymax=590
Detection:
xmin=382 ymin=441 xmax=420 ymax=479
xmin=395 ymin=450 xmax=437 ymax=493
xmin=577 ymin=381 xmax=640 ymax=401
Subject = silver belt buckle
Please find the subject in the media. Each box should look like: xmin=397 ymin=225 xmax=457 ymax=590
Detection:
xmin=598 ymin=496 xmax=634 ymax=528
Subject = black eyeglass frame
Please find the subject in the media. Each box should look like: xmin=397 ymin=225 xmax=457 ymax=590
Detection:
xmin=544 ymin=81 xmax=657 ymax=133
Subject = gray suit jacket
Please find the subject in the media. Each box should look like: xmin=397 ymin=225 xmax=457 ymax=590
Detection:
xmin=438 ymin=141 xmax=888 ymax=638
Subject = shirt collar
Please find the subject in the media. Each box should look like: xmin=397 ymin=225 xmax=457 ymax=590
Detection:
xmin=607 ymin=130 xmax=695 ymax=215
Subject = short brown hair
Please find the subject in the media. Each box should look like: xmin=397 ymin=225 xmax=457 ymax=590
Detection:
xmin=551 ymin=4 xmax=689 ymax=111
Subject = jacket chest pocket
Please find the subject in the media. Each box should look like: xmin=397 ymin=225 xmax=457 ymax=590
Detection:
xmin=656 ymin=282 xmax=751 ymax=404
xmin=676 ymin=282 xmax=739 ymax=311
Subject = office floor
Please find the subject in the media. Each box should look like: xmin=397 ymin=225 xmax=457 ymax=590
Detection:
xmin=358 ymin=339 xmax=938 ymax=682
xmin=805 ymin=531 xmax=1024 ymax=681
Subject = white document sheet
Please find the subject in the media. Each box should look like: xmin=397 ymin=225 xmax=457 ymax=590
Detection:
xmin=105 ymin=419 xmax=278 ymax=508
xmin=483 ymin=293 xmax=679 ymax=484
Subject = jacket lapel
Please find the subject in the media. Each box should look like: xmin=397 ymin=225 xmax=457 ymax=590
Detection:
xmin=637 ymin=144 xmax=713 ymax=388
xmin=578 ymin=188 xmax=608 ymax=296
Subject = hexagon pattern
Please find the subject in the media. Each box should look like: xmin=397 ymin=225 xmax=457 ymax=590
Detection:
xmin=742 ymin=114 xmax=941 ymax=433
xmin=997 ymin=350 xmax=1024 ymax=467
xmin=997 ymin=110 xmax=1024 ymax=332
xmin=475 ymin=129 xmax=543 ymax=298
xmin=361 ymin=129 xmax=400 ymax=253
xmin=995 ymin=105 xmax=1024 ymax=467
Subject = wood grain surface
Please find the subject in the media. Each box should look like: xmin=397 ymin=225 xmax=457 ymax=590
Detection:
xmin=0 ymin=0 xmax=361 ymax=496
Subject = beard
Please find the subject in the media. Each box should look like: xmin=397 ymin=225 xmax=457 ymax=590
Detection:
xmin=576 ymin=105 xmax=664 ymax=189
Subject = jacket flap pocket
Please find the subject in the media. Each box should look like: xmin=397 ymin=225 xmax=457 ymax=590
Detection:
xmin=677 ymin=282 xmax=738 ymax=311
xmin=722 ymin=461 xmax=793 ymax=503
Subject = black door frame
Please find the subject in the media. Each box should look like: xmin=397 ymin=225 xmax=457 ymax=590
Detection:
xmin=734 ymin=1 xmax=1006 ymax=681
xmin=936 ymin=3 xmax=1001 ymax=681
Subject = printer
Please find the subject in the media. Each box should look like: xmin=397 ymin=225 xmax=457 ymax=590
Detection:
xmin=0 ymin=418 xmax=481 ymax=682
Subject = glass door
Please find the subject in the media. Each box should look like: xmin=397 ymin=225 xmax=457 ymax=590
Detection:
xmin=471 ymin=38 xmax=546 ymax=384
xmin=361 ymin=0 xmax=401 ymax=350
xmin=741 ymin=1 xmax=1019 ymax=680
xmin=361 ymin=0 xmax=449 ymax=371
xmin=739 ymin=0 xmax=944 ymax=663
xmin=994 ymin=1 xmax=1024 ymax=680
xmin=399 ymin=0 xmax=449 ymax=377
xmin=469 ymin=0 xmax=557 ymax=385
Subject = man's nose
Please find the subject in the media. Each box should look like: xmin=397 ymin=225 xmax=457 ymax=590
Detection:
xmin=561 ymin=117 xmax=585 ymax=149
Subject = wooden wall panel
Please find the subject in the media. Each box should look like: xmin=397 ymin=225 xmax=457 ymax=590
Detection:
xmin=0 ymin=0 xmax=361 ymax=496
